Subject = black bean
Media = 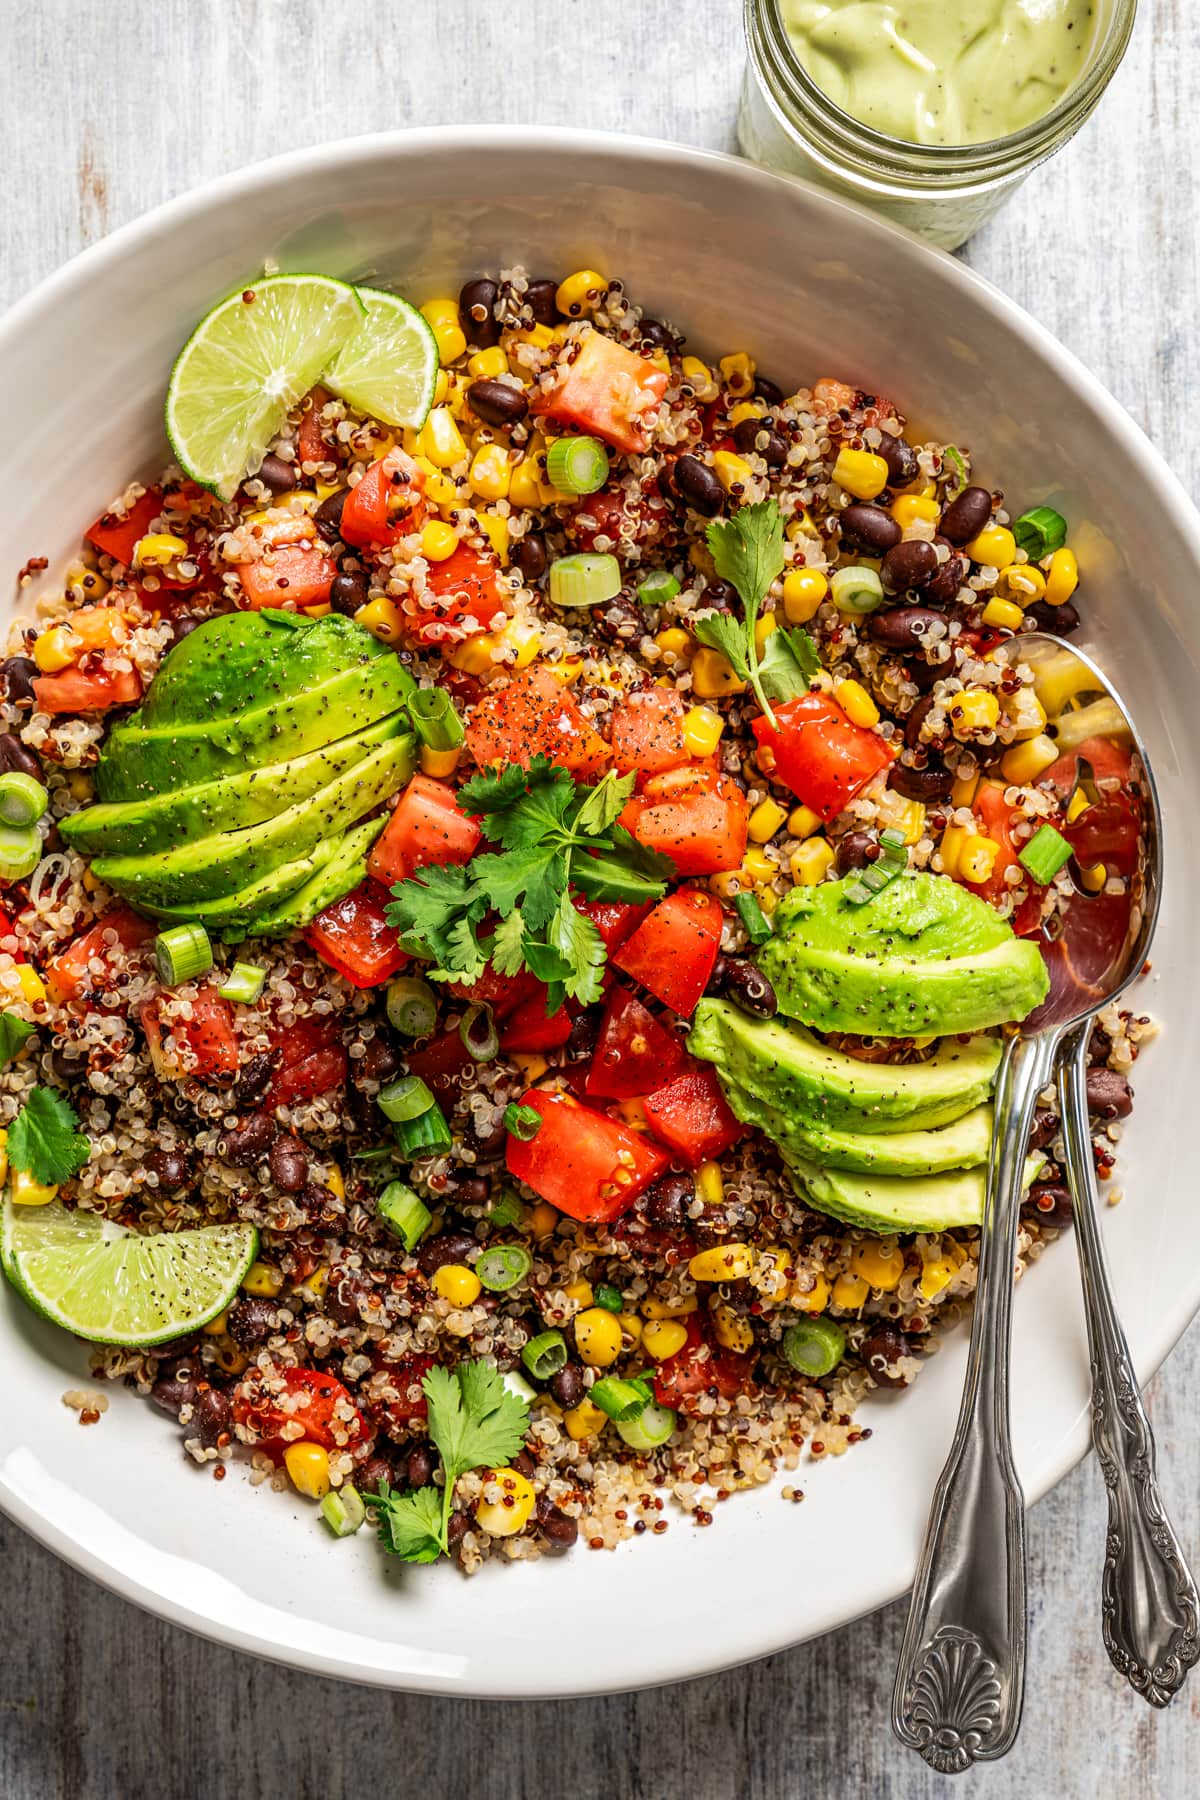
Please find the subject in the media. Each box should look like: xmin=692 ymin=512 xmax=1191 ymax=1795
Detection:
xmin=548 ymin=1362 xmax=584 ymax=1408
xmin=889 ymin=762 xmax=954 ymax=803
xmin=151 ymin=1358 xmax=200 ymax=1416
xmin=835 ymin=829 xmax=879 ymax=874
xmin=921 ymin=537 xmax=966 ymax=606
xmin=638 ymin=318 xmax=678 ymax=350
xmin=881 ymin=538 xmax=938 ymax=593
xmin=466 ymin=1114 xmax=507 ymax=1159
xmin=268 ymin=1133 xmax=309 ymax=1193
xmin=1021 ymin=1182 xmax=1073 ymax=1231
xmin=458 ymin=277 xmax=500 ymax=347
xmin=405 ymin=1444 xmax=437 ymax=1489
xmin=859 ymin=1326 xmax=911 ymax=1388
xmin=1 ymin=658 xmax=39 ymax=706
xmin=536 ymin=1494 xmax=579 ymax=1553
xmin=220 ymin=1112 xmax=276 ymax=1166
xmin=868 ymin=605 xmax=944 ymax=650
xmin=512 ymin=532 xmax=548 ymax=582
xmin=903 ymin=693 xmax=936 ymax=751
xmin=639 ymin=1173 xmax=692 ymax=1232
xmin=1086 ymin=1067 xmax=1133 ymax=1119
xmin=590 ymin=594 xmax=644 ymax=644
xmin=227 ymin=1296 xmax=279 ymax=1348
xmin=416 ymin=1232 xmax=477 ymax=1277
xmin=165 ymin=615 xmax=202 ymax=649
xmin=467 ymin=378 xmax=529 ymax=428
xmin=513 ymin=1448 xmax=537 ymax=1480
xmin=692 ymin=1202 xmax=743 ymax=1248
xmin=329 ymin=570 xmax=369 ymax=617
xmin=446 ymin=1509 xmax=471 ymax=1556
xmin=327 ymin=1270 xmax=374 ymax=1326
xmin=939 ymin=485 xmax=992 ymax=545
xmin=190 ymin=1387 xmax=232 ymax=1448
xmin=233 ymin=1053 xmax=274 ymax=1108
xmin=840 ymin=503 xmax=901 ymax=554
xmin=703 ymin=577 xmax=739 ymax=612
xmin=313 ymin=488 xmax=348 ymax=543
xmin=358 ymin=1452 xmax=396 ymax=1493
xmin=732 ymin=417 xmax=787 ymax=468
xmin=753 ymin=376 xmax=784 ymax=406
xmin=352 ymin=1036 xmax=399 ymax=1089
xmin=1029 ymin=1109 xmax=1059 ymax=1151
xmin=443 ymin=1173 xmax=490 ymax=1206
xmin=671 ymin=455 xmax=724 ymax=517
xmin=713 ymin=956 xmax=777 ymax=1018
xmin=1027 ymin=598 xmax=1081 ymax=636
xmin=524 ymin=279 xmax=561 ymax=325
xmin=141 ymin=1147 xmax=191 ymax=1191
xmin=257 ymin=453 xmax=297 ymax=495
xmin=0 ymin=732 xmax=43 ymax=781
xmin=876 ymin=433 xmax=919 ymax=490
xmin=565 ymin=1010 xmax=601 ymax=1062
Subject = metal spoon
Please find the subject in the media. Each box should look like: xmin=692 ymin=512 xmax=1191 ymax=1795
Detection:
xmin=892 ymin=632 xmax=1196 ymax=1770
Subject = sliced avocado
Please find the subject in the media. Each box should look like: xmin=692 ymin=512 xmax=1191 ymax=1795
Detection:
xmin=760 ymin=873 xmax=1049 ymax=1037
xmin=147 ymin=837 xmax=348 ymax=931
xmin=243 ymin=816 xmax=386 ymax=937
xmin=138 ymin=612 xmax=394 ymax=728
xmin=90 ymin=736 xmax=410 ymax=908
xmin=62 ymin=716 xmax=408 ymax=856
xmin=688 ymin=998 xmax=1001 ymax=1135
xmin=786 ymin=1153 xmax=1044 ymax=1233
xmin=784 ymin=1104 xmax=993 ymax=1176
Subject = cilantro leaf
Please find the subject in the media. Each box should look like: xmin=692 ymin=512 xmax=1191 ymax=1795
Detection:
xmin=386 ymin=862 xmax=484 ymax=970
xmin=692 ymin=610 xmax=750 ymax=681
xmin=7 ymin=1085 xmax=91 ymax=1185
xmin=457 ymin=761 xmax=530 ymax=816
xmin=424 ymin=1359 xmax=530 ymax=1551
xmin=374 ymin=1481 xmax=445 ymax=1564
xmin=487 ymin=909 xmax=528 ymax=976
xmin=705 ymin=500 xmax=787 ymax=726
xmin=0 ymin=1013 xmax=35 ymax=1067
xmin=573 ymin=770 xmax=636 ymax=836
xmin=757 ymin=624 xmax=820 ymax=706
xmin=547 ymin=892 xmax=606 ymax=1004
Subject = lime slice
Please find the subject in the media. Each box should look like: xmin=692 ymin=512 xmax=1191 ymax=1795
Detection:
xmin=1 ymin=1197 xmax=258 ymax=1346
xmin=166 ymin=272 xmax=364 ymax=500
xmin=323 ymin=286 xmax=440 ymax=431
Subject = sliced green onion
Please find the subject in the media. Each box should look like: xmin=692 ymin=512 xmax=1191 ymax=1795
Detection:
xmin=377 ymin=1179 xmax=432 ymax=1249
xmin=476 ymin=1243 xmax=533 ymax=1292
xmin=637 ymin=569 xmax=681 ymax=607
xmin=546 ymin=436 xmax=610 ymax=496
xmin=218 ymin=961 xmax=265 ymax=1005
xmin=1019 ymin=822 xmax=1074 ymax=886
xmin=387 ymin=974 xmax=438 ymax=1037
xmin=378 ymin=1074 xmax=435 ymax=1123
xmin=503 ymin=1368 xmax=537 ymax=1404
xmin=783 ymin=1317 xmax=846 ymax=1378
xmin=459 ymin=1001 xmax=498 ymax=1062
xmin=488 ymin=1190 xmax=523 ymax=1230
xmin=409 ymin=686 xmax=465 ymax=751
xmin=616 ymin=1402 xmax=677 ymax=1451
xmin=504 ymin=1101 xmax=542 ymax=1141
xmin=320 ymin=1484 xmax=366 ymax=1538
xmin=394 ymin=1103 xmax=452 ymax=1159
xmin=594 ymin=1282 xmax=623 ymax=1313
xmin=0 ymin=772 xmax=48 ymax=829
xmin=1013 ymin=506 xmax=1068 ymax=561
xmin=154 ymin=922 xmax=213 ymax=987
xmin=588 ymin=1376 xmax=652 ymax=1422
xmin=0 ymin=825 xmax=42 ymax=882
xmin=733 ymin=892 xmax=773 ymax=945
xmin=942 ymin=445 xmax=969 ymax=496
xmin=829 ymin=565 xmax=885 ymax=614
xmin=843 ymin=827 xmax=908 ymax=906
xmin=522 ymin=1329 xmax=568 ymax=1381
xmin=548 ymin=553 xmax=622 ymax=609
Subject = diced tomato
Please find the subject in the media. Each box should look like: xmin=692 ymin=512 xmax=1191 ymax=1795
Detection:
xmin=404 ymin=1028 xmax=472 ymax=1101
xmin=1043 ymin=737 xmax=1140 ymax=876
xmin=573 ymin=898 xmax=652 ymax=953
xmin=446 ymin=965 xmax=542 ymax=1019
xmin=651 ymin=1314 xmax=754 ymax=1413
xmin=234 ymin=1365 xmax=366 ymax=1455
xmin=366 ymin=1353 xmax=436 ymax=1433
xmin=69 ymin=607 xmax=130 ymax=654
xmin=404 ymin=545 xmax=510 ymax=646
xmin=32 ymin=665 xmax=142 ymax=713
xmin=295 ymin=387 xmax=331 ymax=466
xmin=610 ymin=686 xmax=688 ymax=776
xmin=264 ymin=1013 xmax=347 ymax=1107
xmin=612 ymin=888 xmax=724 ymax=1017
xmin=532 ymin=329 xmax=670 ymax=455
xmin=339 ymin=448 xmax=426 ymax=549
xmin=499 ymin=991 xmax=574 ymax=1053
xmin=643 ymin=1066 xmax=745 ymax=1167
xmin=619 ymin=764 xmax=748 ymax=876
xmin=45 ymin=907 xmax=156 ymax=1003
xmin=566 ymin=485 xmax=669 ymax=555
xmin=505 ymin=1087 xmax=670 ymax=1222
xmin=239 ymin=542 xmax=337 ymax=610
xmin=85 ymin=489 xmax=163 ymax=565
xmin=141 ymin=986 xmax=239 ymax=1081
xmin=303 ymin=879 xmax=408 ymax=988
xmin=584 ymin=986 xmax=689 ymax=1101
xmin=465 ymin=665 xmax=611 ymax=781
xmin=366 ymin=774 xmax=481 ymax=886
xmin=752 ymin=692 xmax=892 ymax=822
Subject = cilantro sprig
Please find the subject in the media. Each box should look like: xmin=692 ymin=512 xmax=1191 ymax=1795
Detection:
xmin=385 ymin=760 xmax=670 ymax=1012
xmin=0 ymin=1013 xmax=35 ymax=1067
xmin=7 ymin=1085 xmax=91 ymax=1185
xmin=692 ymin=499 xmax=818 ymax=728
xmin=373 ymin=1359 xmax=531 ymax=1564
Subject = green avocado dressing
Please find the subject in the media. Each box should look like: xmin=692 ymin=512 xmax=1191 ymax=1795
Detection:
xmin=781 ymin=0 xmax=1098 ymax=146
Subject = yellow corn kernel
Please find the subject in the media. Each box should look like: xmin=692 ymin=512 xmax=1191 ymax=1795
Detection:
xmin=420 ymin=745 xmax=461 ymax=779
xmin=507 ymin=455 xmax=543 ymax=510
xmin=64 ymin=560 xmax=110 ymax=602
xmin=432 ymin=1263 xmax=482 ymax=1307
xmin=833 ymin=678 xmax=880 ymax=729
xmin=0 ymin=1131 xmax=8 ymax=1187
xmin=832 ymin=447 xmax=889 ymax=501
xmin=511 ymin=1051 xmax=549 ymax=1082
xmin=782 ymin=568 xmax=828 ymax=624
xmin=478 ymin=512 xmax=510 ymax=564
xmin=948 ymin=688 xmax=1001 ymax=738
xmin=741 ymin=849 xmax=774 ymax=890
xmin=711 ymin=1300 xmax=756 ymax=1354
xmin=34 ymin=626 xmax=81 ymax=673
xmin=499 ymin=616 xmax=542 ymax=669
xmin=563 ymin=1276 xmax=594 ymax=1306
xmin=203 ymin=1310 xmax=229 ymax=1337
xmin=729 ymin=399 xmax=766 ymax=426
xmin=419 ymin=520 xmax=459 ymax=562
xmin=756 ymin=883 xmax=780 ymax=916
xmin=690 ymin=646 xmax=747 ymax=699
xmin=938 ymin=823 xmax=971 ymax=879
xmin=832 ymin=1270 xmax=870 ymax=1309
xmin=1080 ymin=862 xmax=1107 ymax=893
xmin=243 ymin=1260 xmax=285 ymax=1297
xmin=851 ymin=1241 xmax=906 ymax=1290
xmin=354 ymin=597 xmax=404 ymax=645
xmin=680 ymin=704 xmax=724 ymax=760
xmin=958 ymin=838 xmax=999 ymax=885
xmin=555 ymin=269 xmax=607 ymax=316
xmin=708 ymin=870 xmax=744 ymax=900
xmin=656 ymin=627 xmax=693 ymax=661
xmin=694 ymin=1160 xmax=725 ymax=1208
xmin=890 ymin=493 xmax=940 ymax=528
xmin=420 ymin=298 xmax=467 ymax=365
xmin=1066 ymin=787 xmax=1091 ymax=824
xmin=999 ymin=733 xmax=1059 ymax=785
xmin=919 ymin=1255 xmax=959 ymax=1301
xmin=748 ymin=798 xmax=787 ymax=843
xmin=527 ymin=1200 xmax=560 ymax=1239
xmin=792 ymin=1273 xmax=831 ymax=1314
xmin=786 ymin=507 xmax=819 ymax=541
xmin=754 ymin=614 xmax=777 ymax=657
xmin=688 ymin=541 xmax=717 ymax=580
xmin=965 ymin=524 xmax=1016 ymax=569
xmin=688 ymin=1243 xmax=754 ymax=1283
xmin=642 ymin=1318 xmax=689 ymax=1361
xmin=474 ymin=1466 xmax=536 ymax=1536
xmin=950 ymin=770 xmax=980 ymax=808
xmin=564 ymin=1399 xmax=607 ymax=1441
xmin=423 ymin=407 xmax=470 ymax=468
xmin=981 ymin=597 xmax=1025 ymax=631
xmin=547 ymin=657 xmax=584 ymax=686
xmin=1001 ymin=562 xmax=1045 ymax=601
xmin=447 ymin=632 xmax=498 ymax=675
xmin=787 ymin=804 xmax=822 ymax=839
xmin=133 ymin=532 xmax=188 ymax=568
xmin=1045 ymin=546 xmax=1079 ymax=605
xmin=283 ymin=1442 xmax=332 ymax=1500
xmin=712 ymin=449 xmax=755 ymax=494
xmin=10 ymin=1166 xmax=58 ymax=1207
xmin=789 ymin=838 xmax=835 ymax=886
xmin=412 ymin=454 xmax=460 ymax=509
xmin=719 ymin=351 xmax=756 ymax=396
xmin=642 ymin=1295 xmax=698 ymax=1320
xmin=301 ymin=1266 xmax=330 ymax=1300
xmin=469 ymin=443 xmax=511 ymax=502
xmin=618 ymin=1312 xmax=643 ymax=1349
xmin=468 ymin=346 xmax=508 ymax=379
xmin=680 ymin=355 xmax=719 ymax=401
xmin=15 ymin=964 xmax=46 ymax=1003
xmin=575 ymin=1307 xmax=624 ymax=1368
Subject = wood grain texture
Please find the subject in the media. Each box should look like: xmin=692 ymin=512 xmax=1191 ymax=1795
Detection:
xmin=1 ymin=2 xmax=1198 ymax=1795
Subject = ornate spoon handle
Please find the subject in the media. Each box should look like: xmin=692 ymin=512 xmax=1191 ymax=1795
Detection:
xmin=892 ymin=1030 xmax=1057 ymax=1772
xmin=1059 ymin=1023 xmax=1200 ymax=1706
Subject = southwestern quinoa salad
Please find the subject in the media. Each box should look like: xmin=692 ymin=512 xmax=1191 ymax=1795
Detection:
xmin=0 ymin=266 xmax=1151 ymax=1570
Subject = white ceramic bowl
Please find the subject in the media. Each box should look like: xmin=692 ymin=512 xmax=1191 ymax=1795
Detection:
xmin=2 ymin=128 xmax=1198 ymax=1698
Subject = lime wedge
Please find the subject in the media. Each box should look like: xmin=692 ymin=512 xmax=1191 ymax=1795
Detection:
xmin=166 ymin=272 xmax=364 ymax=500
xmin=2 ymin=1197 xmax=258 ymax=1346
xmin=323 ymin=286 xmax=440 ymax=431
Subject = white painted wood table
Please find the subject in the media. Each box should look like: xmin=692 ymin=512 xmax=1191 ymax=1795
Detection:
xmin=2 ymin=3 xmax=1198 ymax=1795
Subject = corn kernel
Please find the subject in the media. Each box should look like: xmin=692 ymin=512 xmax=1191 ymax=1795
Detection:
xmin=741 ymin=846 xmax=776 ymax=885
xmin=789 ymin=838 xmax=835 ymax=886
xmin=474 ymin=1466 xmax=536 ymax=1535
xmin=511 ymin=1051 xmax=549 ymax=1082
xmin=782 ymin=568 xmax=828 ymax=623
xmin=133 ymin=532 xmax=188 ymax=568
xmin=679 ymin=704 xmax=724 ymax=760
xmin=787 ymin=804 xmax=822 ymax=839
xmin=15 ymin=964 xmax=46 ymax=1003
xmin=754 ymin=613 xmax=777 ymax=655
xmin=719 ymin=352 xmax=756 ymax=396
xmin=958 ymin=838 xmax=999 ymax=885
xmin=1080 ymin=862 xmax=1107 ymax=893
xmin=793 ymin=1274 xmax=831 ymax=1314
xmin=413 ymin=453 xmax=460 ymax=508
xmin=690 ymin=646 xmax=747 ymax=699
xmin=729 ymin=400 xmax=766 ymax=426
xmin=642 ymin=1295 xmax=698 ymax=1320
xmin=527 ymin=1201 xmax=560 ymax=1238
xmin=10 ymin=1166 xmax=58 ymax=1206
xmin=203 ymin=1310 xmax=229 ymax=1337
xmin=469 ymin=443 xmax=511 ymax=502
xmin=33 ymin=627 xmax=79 ymax=672
xmin=710 ymin=1301 xmax=755 ymax=1354
xmin=680 ymin=356 xmax=719 ymax=401
xmin=547 ymin=657 xmax=584 ymax=686
xmin=919 ymin=1255 xmax=959 ymax=1301
xmin=713 ymin=449 xmax=755 ymax=494
xmin=642 ymin=1318 xmax=689 ymax=1361
xmin=420 ymin=745 xmax=460 ymax=778
xmin=564 ymin=1399 xmax=607 ymax=1441
xmin=420 ymin=520 xmax=459 ymax=562
xmin=564 ymin=1276 xmax=594 ymax=1306
xmin=695 ymin=1160 xmax=725 ymax=1207
xmin=688 ymin=1243 xmax=754 ymax=1283
xmin=981 ymin=597 xmax=1025 ymax=631
xmin=354 ymin=597 xmax=404 ymax=644
xmin=708 ymin=870 xmax=744 ymax=900
xmin=786 ymin=508 xmax=819 ymax=540
xmin=65 ymin=560 xmax=110 ymax=602
xmin=833 ymin=678 xmax=880 ymax=729
xmin=555 ymin=269 xmax=607 ymax=317
xmin=423 ymin=407 xmax=469 ymax=468
xmin=999 ymin=733 xmax=1060 ymax=785
xmin=938 ymin=824 xmax=971 ymax=879
xmin=420 ymin=298 xmax=467 ymax=365
xmin=478 ymin=512 xmax=509 ymax=563
xmin=832 ymin=447 xmax=889 ymax=501
xmin=688 ymin=541 xmax=717 ymax=580
xmin=302 ymin=1266 xmax=330 ymax=1298
xmin=447 ymin=632 xmax=498 ymax=675
xmin=284 ymin=1442 xmax=332 ymax=1500
xmin=243 ymin=1260 xmax=284 ymax=1297
xmin=890 ymin=493 xmax=940 ymax=528
xmin=656 ymin=627 xmax=693 ymax=662
xmin=1001 ymin=563 xmax=1045 ymax=601
xmin=575 ymin=1306 xmax=624 ymax=1367
xmin=508 ymin=455 xmax=543 ymax=510
xmin=748 ymin=798 xmax=788 ymax=843
xmin=618 ymin=1312 xmax=643 ymax=1348
xmin=756 ymin=883 xmax=779 ymax=915
xmin=500 ymin=617 xmax=542 ymax=669
xmin=1045 ymin=546 xmax=1079 ymax=605
xmin=965 ymin=524 xmax=1017 ymax=569
xmin=468 ymin=346 xmax=508 ymax=379
xmin=948 ymin=688 xmax=1001 ymax=738
xmin=832 ymin=1270 xmax=870 ymax=1309
xmin=950 ymin=770 xmax=981 ymax=808
xmin=432 ymin=1263 xmax=482 ymax=1306
xmin=851 ymin=1241 xmax=905 ymax=1290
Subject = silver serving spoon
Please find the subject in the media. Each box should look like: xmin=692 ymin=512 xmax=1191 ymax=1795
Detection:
xmin=892 ymin=632 xmax=1197 ymax=1771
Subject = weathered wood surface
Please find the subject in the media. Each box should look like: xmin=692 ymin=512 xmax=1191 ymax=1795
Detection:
xmin=1 ymin=2 xmax=1197 ymax=1795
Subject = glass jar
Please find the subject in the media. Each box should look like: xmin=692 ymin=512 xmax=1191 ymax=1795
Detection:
xmin=738 ymin=0 xmax=1138 ymax=250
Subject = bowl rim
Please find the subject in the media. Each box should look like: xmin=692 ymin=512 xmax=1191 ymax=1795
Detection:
xmin=2 ymin=123 xmax=1198 ymax=1696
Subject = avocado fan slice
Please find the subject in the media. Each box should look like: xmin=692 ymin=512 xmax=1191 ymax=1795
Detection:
xmin=145 ymin=834 xmax=349 ymax=931
xmin=241 ymin=815 xmax=387 ymax=937
xmin=786 ymin=1153 xmax=1045 ymax=1234
xmin=782 ymin=1103 xmax=994 ymax=1177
